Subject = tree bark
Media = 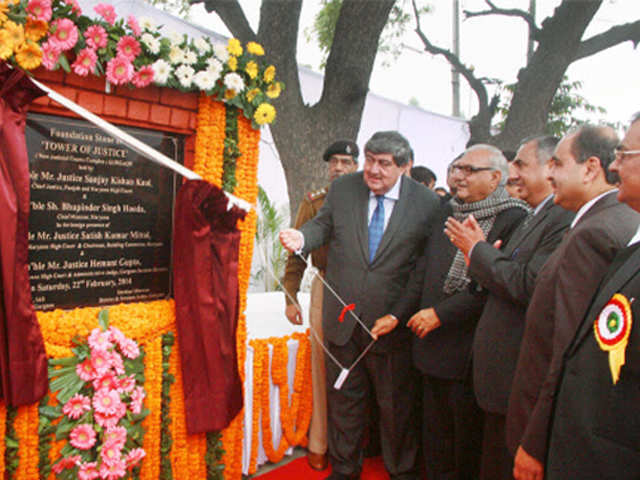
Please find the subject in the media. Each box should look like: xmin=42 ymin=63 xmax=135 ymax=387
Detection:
xmin=197 ymin=0 xmax=394 ymax=218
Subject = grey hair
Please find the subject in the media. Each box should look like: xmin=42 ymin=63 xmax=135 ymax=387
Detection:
xmin=464 ymin=144 xmax=508 ymax=185
xmin=519 ymin=135 xmax=559 ymax=164
xmin=364 ymin=131 xmax=412 ymax=167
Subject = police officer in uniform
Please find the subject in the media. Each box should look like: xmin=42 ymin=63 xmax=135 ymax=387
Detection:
xmin=282 ymin=140 xmax=359 ymax=471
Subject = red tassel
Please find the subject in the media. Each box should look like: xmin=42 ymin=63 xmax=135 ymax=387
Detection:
xmin=338 ymin=303 xmax=355 ymax=323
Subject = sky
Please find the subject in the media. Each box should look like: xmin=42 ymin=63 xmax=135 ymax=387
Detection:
xmin=187 ymin=0 xmax=640 ymax=130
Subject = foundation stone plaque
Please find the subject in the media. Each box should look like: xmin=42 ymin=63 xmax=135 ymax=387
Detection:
xmin=26 ymin=113 xmax=179 ymax=310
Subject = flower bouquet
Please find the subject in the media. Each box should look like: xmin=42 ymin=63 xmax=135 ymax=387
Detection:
xmin=45 ymin=309 xmax=149 ymax=479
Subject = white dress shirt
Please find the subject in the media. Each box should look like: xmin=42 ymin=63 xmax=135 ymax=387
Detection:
xmin=570 ymin=189 xmax=617 ymax=229
xmin=367 ymin=176 xmax=402 ymax=232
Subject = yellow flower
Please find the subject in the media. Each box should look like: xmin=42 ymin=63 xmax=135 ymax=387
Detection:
xmin=227 ymin=37 xmax=243 ymax=56
xmin=263 ymin=65 xmax=276 ymax=83
xmin=4 ymin=20 xmax=24 ymax=51
xmin=266 ymin=82 xmax=281 ymax=99
xmin=0 ymin=0 xmax=9 ymax=23
xmin=25 ymin=18 xmax=48 ymax=42
xmin=246 ymin=41 xmax=264 ymax=56
xmin=227 ymin=56 xmax=237 ymax=71
xmin=0 ymin=30 xmax=12 ymax=59
xmin=225 ymin=89 xmax=236 ymax=100
xmin=245 ymin=60 xmax=258 ymax=79
xmin=246 ymin=88 xmax=260 ymax=103
xmin=15 ymin=41 xmax=42 ymax=70
xmin=254 ymin=103 xmax=276 ymax=125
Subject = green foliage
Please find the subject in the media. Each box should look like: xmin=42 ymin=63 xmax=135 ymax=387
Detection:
xmin=205 ymin=430 xmax=225 ymax=480
xmin=306 ymin=0 xmax=430 ymax=68
xmin=495 ymin=77 xmax=610 ymax=137
xmin=253 ymin=186 xmax=289 ymax=291
xmin=160 ymin=332 xmax=175 ymax=480
xmin=5 ymin=406 xmax=18 ymax=477
xmin=222 ymin=106 xmax=241 ymax=193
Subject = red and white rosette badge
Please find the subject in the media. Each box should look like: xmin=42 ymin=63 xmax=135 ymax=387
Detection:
xmin=593 ymin=293 xmax=633 ymax=384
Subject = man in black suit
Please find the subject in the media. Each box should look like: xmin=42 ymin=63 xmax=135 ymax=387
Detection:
xmin=506 ymin=125 xmax=640 ymax=480
xmin=546 ymin=113 xmax=640 ymax=479
xmin=444 ymin=135 xmax=574 ymax=479
xmin=280 ymin=131 xmax=441 ymax=480
xmin=387 ymin=144 xmax=529 ymax=480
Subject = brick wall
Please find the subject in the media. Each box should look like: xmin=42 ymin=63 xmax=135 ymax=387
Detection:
xmin=29 ymin=68 xmax=199 ymax=170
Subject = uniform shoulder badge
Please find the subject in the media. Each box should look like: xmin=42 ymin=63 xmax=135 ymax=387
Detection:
xmin=594 ymin=293 xmax=633 ymax=384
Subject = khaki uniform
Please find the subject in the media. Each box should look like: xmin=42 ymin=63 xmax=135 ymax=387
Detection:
xmin=282 ymin=187 xmax=328 ymax=455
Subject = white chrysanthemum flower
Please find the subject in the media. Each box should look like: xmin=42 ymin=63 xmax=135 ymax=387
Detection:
xmin=166 ymin=30 xmax=184 ymax=46
xmin=206 ymin=57 xmax=223 ymax=72
xmin=168 ymin=45 xmax=184 ymax=65
xmin=139 ymin=17 xmax=155 ymax=31
xmin=141 ymin=33 xmax=160 ymax=54
xmin=194 ymin=70 xmax=217 ymax=90
xmin=152 ymin=59 xmax=171 ymax=85
xmin=175 ymin=65 xmax=195 ymax=88
xmin=224 ymin=72 xmax=245 ymax=93
xmin=194 ymin=37 xmax=211 ymax=54
xmin=182 ymin=49 xmax=198 ymax=65
xmin=212 ymin=43 xmax=229 ymax=63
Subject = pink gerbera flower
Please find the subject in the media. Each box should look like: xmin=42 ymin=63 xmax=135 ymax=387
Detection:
xmin=88 ymin=327 xmax=112 ymax=351
xmin=76 ymin=358 xmax=96 ymax=381
xmin=90 ymin=348 xmax=111 ymax=376
xmin=49 ymin=18 xmax=78 ymax=50
xmin=84 ymin=25 xmax=107 ymax=49
xmin=71 ymin=48 xmax=97 ymax=76
xmin=126 ymin=448 xmax=146 ymax=468
xmin=100 ymin=441 xmax=123 ymax=466
xmin=26 ymin=0 xmax=52 ymax=22
xmin=94 ymin=410 xmax=120 ymax=429
xmin=109 ymin=350 xmax=125 ymax=375
xmin=41 ymin=40 xmax=60 ymax=70
xmin=103 ymin=426 xmax=127 ymax=449
xmin=92 ymin=370 xmax=117 ymax=391
xmin=63 ymin=0 xmax=82 ymax=15
xmin=62 ymin=393 xmax=91 ymax=419
xmin=106 ymin=56 xmax=133 ymax=85
xmin=78 ymin=461 xmax=99 ymax=480
xmin=127 ymin=15 xmax=141 ymax=37
xmin=119 ymin=337 xmax=140 ymax=359
xmin=109 ymin=326 xmax=125 ymax=345
xmin=99 ymin=457 xmax=126 ymax=480
xmin=52 ymin=455 xmax=81 ymax=474
xmin=116 ymin=35 xmax=141 ymax=62
xmin=93 ymin=388 xmax=122 ymax=415
xmin=117 ymin=374 xmax=136 ymax=394
xmin=69 ymin=423 xmax=97 ymax=450
xmin=94 ymin=3 xmax=116 ymax=25
xmin=129 ymin=385 xmax=145 ymax=414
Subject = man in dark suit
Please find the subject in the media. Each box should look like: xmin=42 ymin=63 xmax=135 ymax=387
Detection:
xmin=443 ymin=135 xmax=574 ymax=479
xmin=506 ymin=125 xmax=640 ymax=480
xmin=546 ymin=113 xmax=640 ymax=479
xmin=387 ymin=144 xmax=529 ymax=480
xmin=280 ymin=131 xmax=441 ymax=480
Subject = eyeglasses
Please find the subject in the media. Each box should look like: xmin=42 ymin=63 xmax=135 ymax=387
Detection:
xmin=614 ymin=147 xmax=640 ymax=159
xmin=450 ymin=164 xmax=494 ymax=176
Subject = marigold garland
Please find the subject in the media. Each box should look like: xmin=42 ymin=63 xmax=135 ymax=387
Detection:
xmin=0 ymin=400 xmax=6 ymax=479
xmin=5 ymin=406 xmax=17 ymax=478
xmin=14 ymin=403 xmax=39 ymax=479
xmin=168 ymin=335 xmax=189 ymax=477
xmin=139 ymin=336 xmax=163 ymax=480
xmin=160 ymin=332 xmax=176 ymax=479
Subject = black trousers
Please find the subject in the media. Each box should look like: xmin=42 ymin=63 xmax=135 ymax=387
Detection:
xmin=325 ymin=328 xmax=419 ymax=480
xmin=421 ymin=374 xmax=483 ymax=480
xmin=479 ymin=412 xmax=514 ymax=480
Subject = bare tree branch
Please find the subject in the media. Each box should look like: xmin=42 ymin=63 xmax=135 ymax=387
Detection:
xmin=574 ymin=20 xmax=640 ymax=61
xmin=463 ymin=0 xmax=538 ymax=35
xmin=194 ymin=0 xmax=256 ymax=41
xmin=411 ymin=0 xmax=489 ymax=112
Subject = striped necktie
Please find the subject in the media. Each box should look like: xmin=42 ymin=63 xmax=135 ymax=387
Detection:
xmin=368 ymin=195 xmax=385 ymax=262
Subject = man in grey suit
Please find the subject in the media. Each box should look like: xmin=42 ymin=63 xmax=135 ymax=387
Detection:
xmin=444 ymin=135 xmax=574 ymax=479
xmin=506 ymin=124 xmax=640 ymax=480
xmin=280 ymin=131 xmax=441 ymax=480
xmin=546 ymin=113 xmax=640 ymax=479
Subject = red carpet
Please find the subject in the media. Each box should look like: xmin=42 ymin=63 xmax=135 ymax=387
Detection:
xmin=254 ymin=456 xmax=389 ymax=479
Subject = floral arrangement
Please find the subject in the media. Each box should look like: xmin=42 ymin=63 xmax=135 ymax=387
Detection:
xmin=0 ymin=0 xmax=281 ymax=127
xmin=46 ymin=309 xmax=149 ymax=479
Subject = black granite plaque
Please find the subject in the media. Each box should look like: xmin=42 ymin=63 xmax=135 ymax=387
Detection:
xmin=26 ymin=113 xmax=178 ymax=310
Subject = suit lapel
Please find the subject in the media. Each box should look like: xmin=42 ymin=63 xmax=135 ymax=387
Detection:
xmin=504 ymin=199 xmax=553 ymax=255
xmin=568 ymin=243 xmax=640 ymax=355
xmin=354 ymin=177 xmax=371 ymax=264
xmin=370 ymin=176 xmax=410 ymax=264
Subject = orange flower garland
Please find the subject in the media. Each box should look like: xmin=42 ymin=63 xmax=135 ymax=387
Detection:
xmin=194 ymin=94 xmax=226 ymax=187
xmin=247 ymin=339 xmax=266 ymax=475
xmin=14 ymin=403 xmax=39 ymax=478
xmin=168 ymin=338 xmax=189 ymax=476
xmin=259 ymin=339 xmax=289 ymax=463
xmin=0 ymin=401 xmax=5 ymax=479
xmin=280 ymin=332 xmax=312 ymax=446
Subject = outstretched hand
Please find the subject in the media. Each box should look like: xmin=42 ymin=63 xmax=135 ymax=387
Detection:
xmin=279 ymin=228 xmax=303 ymax=252
xmin=444 ymin=214 xmax=486 ymax=256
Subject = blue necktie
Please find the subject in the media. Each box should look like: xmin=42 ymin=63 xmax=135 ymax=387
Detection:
xmin=369 ymin=195 xmax=385 ymax=262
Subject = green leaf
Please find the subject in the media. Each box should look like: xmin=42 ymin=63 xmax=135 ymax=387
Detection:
xmin=58 ymin=53 xmax=71 ymax=73
xmin=39 ymin=405 xmax=62 ymax=419
xmin=5 ymin=437 xmax=19 ymax=449
xmin=98 ymin=309 xmax=109 ymax=330
xmin=49 ymin=356 xmax=77 ymax=367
